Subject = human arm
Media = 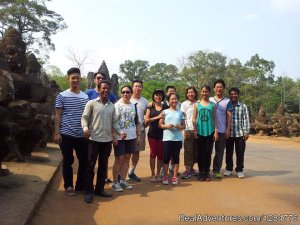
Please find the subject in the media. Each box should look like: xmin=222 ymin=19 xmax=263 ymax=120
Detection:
xmin=225 ymin=109 xmax=232 ymax=139
xmin=159 ymin=112 xmax=174 ymax=129
xmin=213 ymin=104 xmax=219 ymax=141
xmin=242 ymin=104 xmax=250 ymax=141
xmin=192 ymin=104 xmax=199 ymax=138
xmin=81 ymin=101 xmax=92 ymax=139
xmin=54 ymin=108 xmax=62 ymax=143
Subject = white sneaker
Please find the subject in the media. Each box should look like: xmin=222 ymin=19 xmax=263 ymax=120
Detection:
xmin=224 ymin=170 xmax=232 ymax=176
xmin=119 ymin=181 xmax=133 ymax=189
xmin=237 ymin=172 xmax=245 ymax=178
xmin=112 ymin=182 xmax=123 ymax=192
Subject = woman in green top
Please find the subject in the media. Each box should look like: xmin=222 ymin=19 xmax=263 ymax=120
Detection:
xmin=193 ymin=85 xmax=218 ymax=181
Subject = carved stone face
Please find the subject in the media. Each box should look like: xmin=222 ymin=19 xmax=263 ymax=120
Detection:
xmin=26 ymin=53 xmax=41 ymax=77
xmin=4 ymin=44 xmax=24 ymax=72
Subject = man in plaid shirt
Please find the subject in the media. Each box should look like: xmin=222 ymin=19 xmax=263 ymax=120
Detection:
xmin=224 ymin=87 xmax=250 ymax=178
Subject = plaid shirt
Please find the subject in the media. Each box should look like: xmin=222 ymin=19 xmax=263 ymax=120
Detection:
xmin=227 ymin=101 xmax=250 ymax=137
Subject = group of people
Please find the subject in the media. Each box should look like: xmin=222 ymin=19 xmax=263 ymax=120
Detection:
xmin=54 ymin=67 xmax=250 ymax=204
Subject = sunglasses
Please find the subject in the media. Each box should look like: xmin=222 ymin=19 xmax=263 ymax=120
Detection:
xmin=96 ymin=76 xmax=105 ymax=80
xmin=121 ymin=91 xmax=131 ymax=94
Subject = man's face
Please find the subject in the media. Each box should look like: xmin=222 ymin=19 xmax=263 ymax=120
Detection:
xmin=94 ymin=74 xmax=106 ymax=86
xmin=167 ymin=88 xmax=176 ymax=97
xmin=132 ymin=82 xmax=143 ymax=96
xmin=214 ymin=83 xmax=224 ymax=96
xmin=68 ymin=73 xmax=81 ymax=89
xmin=229 ymin=91 xmax=239 ymax=102
xmin=99 ymin=83 xmax=110 ymax=99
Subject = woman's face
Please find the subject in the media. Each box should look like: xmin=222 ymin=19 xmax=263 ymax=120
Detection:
xmin=154 ymin=93 xmax=163 ymax=103
xmin=201 ymin=87 xmax=210 ymax=99
xmin=121 ymin=87 xmax=132 ymax=100
xmin=169 ymin=94 xmax=178 ymax=107
xmin=187 ymin=88 xmax=196 ymax=101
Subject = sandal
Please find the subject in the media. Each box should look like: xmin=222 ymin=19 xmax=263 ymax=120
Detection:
xmin=150 ymin=176 xmax=157 ymax=183
xmin=156 ymin=176 xmax=162 ymax=182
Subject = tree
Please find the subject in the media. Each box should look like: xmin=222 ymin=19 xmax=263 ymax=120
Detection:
xmin=65 ymin=47 xmax=93 ymax=74
xmin=180 ymin=50 xmax=227 ymax=89
xmin=147 ymin=63 xmax=179 ymax=83
xmin=46 ymin=64 xmax=64 ymax=77
xmin=244 ymin=54 xmax=275 ymax=113
xmin=119 ymin=60 xmax=149 ymax=82
xmin=0 ymin=0 xmax=67 ymax=54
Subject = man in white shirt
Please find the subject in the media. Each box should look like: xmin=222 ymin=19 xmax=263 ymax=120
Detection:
xmin=128 ymin=80 xmax=148 ymax=181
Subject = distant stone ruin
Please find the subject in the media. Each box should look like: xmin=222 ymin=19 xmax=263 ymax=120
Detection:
xmin=251 ymin=105 xmax=300 ymax=137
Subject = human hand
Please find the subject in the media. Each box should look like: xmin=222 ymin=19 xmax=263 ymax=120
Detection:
xmin=54 ymin=133 xmax=62 ymax=144
xmin=83 ymin=129 xmax=91 ymax=139
xmin=120 ymin=131 xmax=127 ymax=140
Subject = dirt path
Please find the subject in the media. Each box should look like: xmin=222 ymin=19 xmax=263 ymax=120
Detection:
xmin=30 ymin=136 xmax=300 ymax=225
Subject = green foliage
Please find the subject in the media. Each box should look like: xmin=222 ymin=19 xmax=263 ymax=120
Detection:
xmin=180 ymin=50 xmax=227 ymax=89
xmin=148 ymin=63 xmax=179 ymax=83
xmin=119 ymin=51 xmax=299 ymax=115
xmin=119 ymin=60 xmax=149 ymax=82
xmin=0 ymin=0 xmax=67 ymax=55
xmin=48 ymin=75 xmax=87 ymax=91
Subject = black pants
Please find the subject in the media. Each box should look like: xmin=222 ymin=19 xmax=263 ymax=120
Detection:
xmin=197 ymin=134 xmax=214 ymax=174
xmin=60 ymin=134 xmax=88 ymax=190
xmin=213 ymin=133 xmax=225 ymax=173
xmin=163 ymin=141 xmax=182 ymax=164
xmin=225 ymin=137 xmax=245 ymax=172
xmin=85 ymin=140 xmax=112 ymax=193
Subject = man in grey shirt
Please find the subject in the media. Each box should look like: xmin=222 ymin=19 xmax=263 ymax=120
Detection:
xmin=209 ymin=79 xmax=231 ymax=179
xmin=81 ymin=80 xmax=125 ymax=203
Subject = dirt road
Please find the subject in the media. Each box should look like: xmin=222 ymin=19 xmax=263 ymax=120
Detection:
xmin=30 ymin=136 xmax=300 ymax=225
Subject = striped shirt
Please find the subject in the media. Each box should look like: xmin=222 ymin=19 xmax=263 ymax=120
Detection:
xmin=227 ymin=101 xmax=250 ymax=137
xmin=55 ymin=89 xmax=88 ymax=138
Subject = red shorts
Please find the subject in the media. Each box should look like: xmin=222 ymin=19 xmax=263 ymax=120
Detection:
xmin=148 ymin=137 xmax=163 ymax=161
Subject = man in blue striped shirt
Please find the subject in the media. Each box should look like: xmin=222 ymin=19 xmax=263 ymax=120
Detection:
xmin=224 ymin=87 xmax=250 ymax=178
xmin=54 ymin=67 xmax=89 ymax=195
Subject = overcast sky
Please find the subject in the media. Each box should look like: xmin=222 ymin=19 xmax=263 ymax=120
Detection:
xmin=47 ymin=0 xmax=300 ymax=80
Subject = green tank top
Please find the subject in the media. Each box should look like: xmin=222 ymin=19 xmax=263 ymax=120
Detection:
xmin=196 ymin=102 xmax=215 ymax=136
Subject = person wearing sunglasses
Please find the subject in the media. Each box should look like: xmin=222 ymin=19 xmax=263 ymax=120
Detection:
xmin=85 ymin=72 xmax=117 ymax=103
xmin=111 ymin=86 xmax=141 ymax=192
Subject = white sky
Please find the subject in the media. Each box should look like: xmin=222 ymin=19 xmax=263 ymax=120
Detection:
xmin=47 ymin=0 xmax=300 ymax=80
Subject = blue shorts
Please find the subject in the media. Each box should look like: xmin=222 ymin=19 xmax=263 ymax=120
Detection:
xmin=113 ymin=139 xmax=136 ymax=157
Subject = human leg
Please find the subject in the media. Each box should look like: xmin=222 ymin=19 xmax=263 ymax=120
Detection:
xmin=60 ymin=134 xmax=75 ymax=189
xmin=74 ymin=137 xmax=88 ymax=191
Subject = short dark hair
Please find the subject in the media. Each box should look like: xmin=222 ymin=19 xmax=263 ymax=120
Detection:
xmin=132 ymin=79 xmax=143 ymax=87
xmin=166 ymin=85 xmax=176 ymax=92
xmin=167 ymin=93 xmax=179 ymax=102
xmin=229 ymin=87 xmax=240 ymax=95
xmin=97 ymin=80 xmax=111 ymax=89
xmin=213 ymin=79 xmax=226 ymax=88
xmin=201 ymin=85 xmax=211 ymax=93
xmin=67 ymin=67 xmax=80 ymax=76
xmin=185 ymin=87 xmax=198 ymax=100
xmin=121 ymin=85 xmax=133 ymax=93
xmin=93 ymin=72 xmax=106 ymax=79
xmin=152 ymin=89 xmax=165 ymax=102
